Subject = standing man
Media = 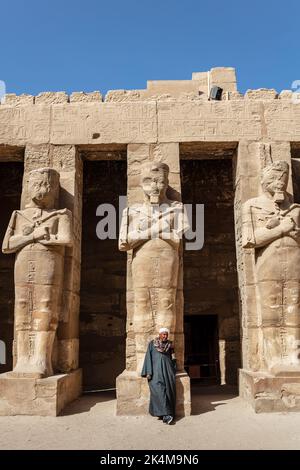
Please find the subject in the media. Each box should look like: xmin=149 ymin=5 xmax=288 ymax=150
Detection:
xmin=141 ymin=327 xmax=176 ymax=424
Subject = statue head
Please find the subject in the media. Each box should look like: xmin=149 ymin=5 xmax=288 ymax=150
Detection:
xmin=140 ymin=162 xmax=169 ymax=204
xmin=261 ymin=161 xmax=289 ymax=203
xmin=27 ymin=168 xmax=60 ymax=209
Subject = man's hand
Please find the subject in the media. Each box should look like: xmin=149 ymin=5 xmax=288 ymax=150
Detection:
xmin=146 ymin=374 xmax=152 ymax=381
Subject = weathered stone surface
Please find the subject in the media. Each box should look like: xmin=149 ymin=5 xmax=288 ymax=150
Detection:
xmin=105 ymin=90 xmax=144 ymax=102
xmin=242 ymin=160 xmax=300 ymax=373
xmin=4 ymin=94 xmax=34 ymax=106
xmin=229 ymin=91 xmax=244 ymax=100
xmin=2 ymin=68 xmax=300 ymax=418
xmin=127 ymin=143 xmax=180 ymax=205
xmin=0 ymin=102 xmax=157 ymax=146
xmin=0 ymin=369 xmax=81 ymax=416
xmin=35 ymin=92 xmax=68 ymax=104
xmin=119 ymin=161 xmax=186 ymax=371
xmin=0 ymin=105 xmax=51 ymax=145
xmin=193 ymin=67 xmax=237 ymax=94
xmin=175 ymin=372 xmax=191 ymax=416
xmin=1 ymin=86 xmax=300 ymax=146
xmin=2 ymin=168 xmax=73 ymax=378
xmin=279 ymin=90 xmax=293 ymax=100
xmin=240 ymin=369 xmax=300 ymax=412
xmin=50 ymin=102 xmax=157 ymax=144
xmin=210 ymin=67 xmax=237 ymax=92
xmin=146 ymin=79 xmax=206 ymax=98
xmin=57 ymin=339 xmax=79 ymax=372
xmin=116 ymin=371 xmax=149 ymax=415
xmin=117 ymin=147 xmax=190 ymax=416
xmin=116 ymin=370 xmax=191 ymax=416
xmin=70 ymin=91 xmax=102 ymax=103
xmin=157 ymin=101 xmax=263 ymax=142
xmin=245 ymin=88 xmax=278 ymax=100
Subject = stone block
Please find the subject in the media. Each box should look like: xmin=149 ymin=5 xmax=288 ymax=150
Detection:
xmin=0 ymin=369 xmax=81 ymax=416
xmin=147 ymin=79 xmax=206 ymax=98
xmin=4 ymin=94 xmax=34 ymax=106
xmin=245 ymin=89 xmax=278 ymax=100
xmin=235 ymin=141 xmax=262 ymax=180
xmin=191 ymin=71 xmax=209 ymax=83
xmin=116 ymin=370 xmax=149 ymax=415
xmin=70 ymin=91 xmax=102 ymax=102
xmin=175 ymin=371 xmax=191 ymax=417
xmin=157 ymin=101 xmax=262 ymax=142
xmin=50 ymin=102 xmax=157 ymax=144
xmin=229 ymin=91 xmax=243 ymax=100
xmin=151 ymin=143 xmax=180 ymax=173
xmin=116 ymin=370 xmax=190 ymax=416
xmin=210 ymin=67 xmax=237 ymax=92
xmin=239 ymin=369 xmax=300 ymax=412
xmin=105 ymin=90 xmax=144 ymax=102
xmin=58 ymin=294 xmax=80 ymax=338
xmin=23 ymin=143 xmax=51 ymax=172
xmin=51 ymin=144 xmax=77 ymax=171
xmin=279 ymin=90 xmax=293 ymax=100
xmin=35 ymin=92 xmax=69 ymax=104
xmin=57 ymin=339 xmax=79 ymax=372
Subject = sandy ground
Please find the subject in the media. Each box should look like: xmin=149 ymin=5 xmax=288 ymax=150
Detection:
xmin=1 ymin=385 xmax=300 ymax=450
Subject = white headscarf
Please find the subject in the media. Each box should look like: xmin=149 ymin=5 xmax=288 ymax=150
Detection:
xmin=159 ymin=328 xmax=169 ymax=334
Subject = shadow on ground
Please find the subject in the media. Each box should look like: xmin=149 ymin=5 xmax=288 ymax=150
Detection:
xmin=62 ymin=385 xmax=238 ymax=417
xmin=61 ymin=390 xmax=116 ymax=416
xmin=191 ymin=384 xmax=238 ymax=415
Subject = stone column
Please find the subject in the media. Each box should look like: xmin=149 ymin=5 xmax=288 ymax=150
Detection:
xmin=0 ymin=144 xmax=82 ymax=416
xmin=234 ymin=141 xmax=265 ymax=375
xmin=236 ymin=141 xmax=300 ymax=412
xmin=116 ymin=143 xmax=191 ymax=416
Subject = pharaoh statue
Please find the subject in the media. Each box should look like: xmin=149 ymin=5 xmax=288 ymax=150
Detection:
xmin=2 ymin=168 xmax=73 ymax=378
xmin=119 ymin=162 xmax=189 ymax=371
xmin=242 ymin=161 xmax=300 ymax=374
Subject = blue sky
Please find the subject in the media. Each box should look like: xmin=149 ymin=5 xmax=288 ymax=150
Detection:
xmin=0 ymin=0 xmax=299 ymax=96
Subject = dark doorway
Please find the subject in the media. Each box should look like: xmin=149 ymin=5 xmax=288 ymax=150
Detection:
xmin=184 ymin=315 xmax=220 ymax=384
xmin=181 ymin=154 xmax=240 ymax=385
xmin=80 ymin=158 xmax=127 ymax=390
xmin=0 ymin=162 xmax=24 ymax=373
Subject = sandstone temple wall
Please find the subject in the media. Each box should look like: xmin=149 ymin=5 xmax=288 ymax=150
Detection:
xmin=1 ymin=66 xmax=300 ymax=414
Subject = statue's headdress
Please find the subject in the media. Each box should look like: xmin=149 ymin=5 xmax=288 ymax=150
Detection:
xmin=140 ymin=162 xmax=169 ymax=181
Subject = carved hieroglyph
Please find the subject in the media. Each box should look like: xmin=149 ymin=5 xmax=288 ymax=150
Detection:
xmin=242 ymin=161 xmax=300 ymax=373
xmin=2 ymin=168 xmax=73 ymax=378
xmin=119 ymin=162 xmax=189 ymax=371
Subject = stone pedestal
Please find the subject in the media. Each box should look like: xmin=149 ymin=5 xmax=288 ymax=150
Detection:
xmin=116 ymin=371 xmax=150 ymax=415
xmin=175 ymin=371 xmax=191 ymax=417
xmin=0 ymin=369 xmax=81 ymax=416
xmin=116 ymin=369 xmax=191 ymax=416
xmin=239 ymin=368 xmax=300 ymax=413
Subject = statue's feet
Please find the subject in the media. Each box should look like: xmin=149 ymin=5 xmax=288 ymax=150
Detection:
xmin=9 ymin=361 xmax=47 ymax=379
xmin=271 ymin=364 xmax=300 ymax=377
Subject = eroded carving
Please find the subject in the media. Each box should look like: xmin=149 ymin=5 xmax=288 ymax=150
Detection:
xmin=119 ymin=162 xmax=189 ymax=370
xmin=242 ymin=161 xmax=300 ymax=374
xmin=2 ymin=168 xmax=73 ymax=378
